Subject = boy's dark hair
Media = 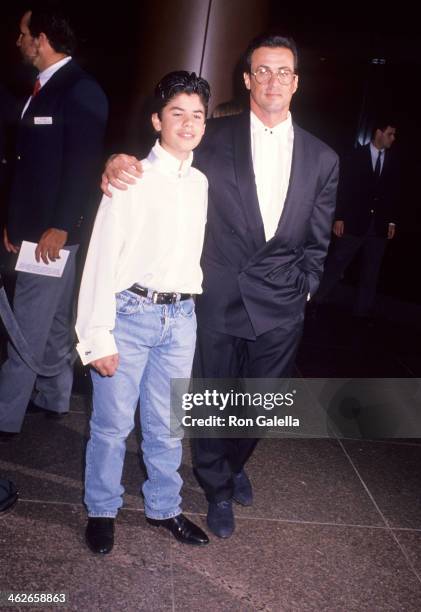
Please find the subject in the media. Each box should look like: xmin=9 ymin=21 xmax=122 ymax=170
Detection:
xmin=154 ymin=71 xmax=211 ymax=117
xmin=244 ymin=33 xmax=298 ymax=73
xmin=26 ymin=4 xmax=76 ymax=55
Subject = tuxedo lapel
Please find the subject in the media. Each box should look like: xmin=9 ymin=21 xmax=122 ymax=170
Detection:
xmin=233 ymin=112 xmax=266 ymax=249
xmin=381 ymin=147 xmax=391 ymax=177
xmin=275 ymin=123 xmax=305 ymax=233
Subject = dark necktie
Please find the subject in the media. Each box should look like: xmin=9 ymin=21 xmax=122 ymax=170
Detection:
xmin=374 ymin=150 xmax=382 ymax=179
xmin=32 ymin=77 xmax=41 ymax=97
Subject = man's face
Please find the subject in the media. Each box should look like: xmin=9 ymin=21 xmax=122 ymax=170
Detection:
xmin=378 ymin=126 xmax=396 ymax=149
xmin=243 ymin=46 xmax=298 ymax=123
xmin=151 ymin=93 xmax=206 ymax=160
xmin=16 ymin=11 xmax=38 ymax=66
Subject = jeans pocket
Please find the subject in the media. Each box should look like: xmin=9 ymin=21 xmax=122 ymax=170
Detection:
xmin=179 ymin=298 xmax=195 ymax=318
xmin=115 ymin=290 xmax=142 ymax=315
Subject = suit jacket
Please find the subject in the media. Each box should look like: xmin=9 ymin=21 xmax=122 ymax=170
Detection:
xmin=335 ymin=143 xmax=400 ymax=237
xmin=194 ymin=111 xmax=339 ymax=340
xmin=0 ymin=84 xmax=18 ymax=227
xmin=7 ymin=60 xmax=108 ymax=245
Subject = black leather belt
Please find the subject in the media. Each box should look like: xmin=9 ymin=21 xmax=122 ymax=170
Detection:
xmin=128 ymin=284 xmax=193 ymax=304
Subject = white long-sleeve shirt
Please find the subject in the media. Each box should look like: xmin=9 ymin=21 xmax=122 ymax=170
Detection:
xmin=76 ymin=140 xmax=208 ymax=364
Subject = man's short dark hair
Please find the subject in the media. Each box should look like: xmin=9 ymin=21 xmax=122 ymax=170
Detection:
xmin=245 ymin=33 xmax=298 ymax=73
xmin=371 ymin=118 xmax=397 ymax=138
xmin=154 ymin=71 xmax=211 ymax=117
xmin=373 ymin=117 xmax=396 ymax=134
xmin=27 ymin=5 xmax=76 ymax=55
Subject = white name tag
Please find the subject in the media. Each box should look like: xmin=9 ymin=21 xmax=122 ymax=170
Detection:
xmin=34 ymin=116 xmax=53 ymax=125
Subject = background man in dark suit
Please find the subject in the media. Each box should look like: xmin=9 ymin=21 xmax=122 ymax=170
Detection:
xmin=0 ymin=6 xmax=108 ymax=436
xmin=315 ymin=120 xmax=399 ymax=317
xmin=101 ymin=33 xmax=339 ymax=538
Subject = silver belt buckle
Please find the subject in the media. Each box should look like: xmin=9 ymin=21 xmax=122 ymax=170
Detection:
xmin=152 ymin=291 xmax=159 ymax=304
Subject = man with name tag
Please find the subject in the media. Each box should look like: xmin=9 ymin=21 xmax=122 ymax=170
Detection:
xmin=0 ymin=6 xmax=108 ymax=436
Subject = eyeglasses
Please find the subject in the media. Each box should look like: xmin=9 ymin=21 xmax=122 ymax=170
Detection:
xmin=250 ymin=66 xmax=296 ymax=85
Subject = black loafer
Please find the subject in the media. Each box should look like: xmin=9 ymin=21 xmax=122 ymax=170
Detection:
xmin=45 ymin=411 xmax=69 ymax=420
xmin=0 ymin=430 xmax=20 ymax=442
xmin=85 ymin=517 xmax=114 ymax=554
xmin=146 ymin=513 xmax=209 ymax=545
xmin=27 ymin=401 xmax=69 ymax=420
xmin=0 ymin=479 xmax=18 ymax=513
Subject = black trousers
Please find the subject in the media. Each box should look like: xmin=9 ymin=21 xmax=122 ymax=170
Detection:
xmin=316 ymin=231 xmax=387 ymax=316
xmin=192 ymin=316 xmax=304 ymax=502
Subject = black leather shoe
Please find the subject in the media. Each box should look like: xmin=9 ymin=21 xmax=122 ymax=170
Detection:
xmin=45 ymin=411 xmax=69 ymax=420
xmin=0 ymin=430 xmax=20 ymax=442
xmin=146 ymin=513 xmax=209 ymax=545
xmin=85 ymin=517 xmax=114 ymax=554
xmin=0 ymin=479 xmax=18 ymax=512
xmin=26 ymin=401 xmax=44 ymax=414
xmin=27 ymin=401 xmax=69 ymax=419
xmin=232 ymin=469 xmax=253 ymax=506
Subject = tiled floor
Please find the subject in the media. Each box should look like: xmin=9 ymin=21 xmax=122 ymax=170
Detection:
xmin=1 ymin=289 xmax=421 ymax=611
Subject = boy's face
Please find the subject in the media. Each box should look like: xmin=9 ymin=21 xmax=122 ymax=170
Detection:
xmin=152 ymin=93 xmax=206 ymax=160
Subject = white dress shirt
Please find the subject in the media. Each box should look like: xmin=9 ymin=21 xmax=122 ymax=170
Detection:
xmin=370 ymin=142 xmax=385 ymax=173
xmin=21 ymin=56 xmax=72 ymax=117
xmin=369 ymin=142 xmax=395 ymax=227
xmin=76 ymin=140 xmax=208 ymax=364
xmin=250 ymin=111 xmax=294 ymax=241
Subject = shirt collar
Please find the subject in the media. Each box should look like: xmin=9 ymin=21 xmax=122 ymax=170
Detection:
xmin=250 ymin=110 xmax=292 ymax=136
xmin=38 ymin=56 xmax=72 ymax=87
xmin=148 ymin=139 xmax=193 ymax=177
xmin=370 ymin=142 xmax=385 ymax=156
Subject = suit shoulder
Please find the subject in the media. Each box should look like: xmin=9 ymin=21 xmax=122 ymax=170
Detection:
xmin=202 ymin=113 xmax=240 ymax=141
xmin=59 ymin=62 xmax=107 ymax=100
xmin=294 ymin=124 xmax=338 ymax=163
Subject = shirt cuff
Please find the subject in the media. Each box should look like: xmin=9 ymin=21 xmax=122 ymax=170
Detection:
xmin=76 ymin=331 xmax=118 ymax=365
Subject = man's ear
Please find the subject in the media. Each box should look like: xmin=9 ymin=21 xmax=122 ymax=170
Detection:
xmin=243 ymin=72 xmax=251 ymax=91
xmin=35 ymin=31 xmax=48 ymax=50
xmin=151 ymin=113 xmax=161 ymax=132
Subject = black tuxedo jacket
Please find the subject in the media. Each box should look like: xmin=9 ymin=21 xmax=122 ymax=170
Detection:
xmin=335 ymin=143 xmax=400 ymax=237
xmin=194 ymin=112 xmax=339 ymax=340
xmin=7 ymin=60 xmax=108 ymax=245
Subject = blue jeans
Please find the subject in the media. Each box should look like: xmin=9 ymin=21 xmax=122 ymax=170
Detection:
xmin=85 ymin=290 xmax=197 ymax=519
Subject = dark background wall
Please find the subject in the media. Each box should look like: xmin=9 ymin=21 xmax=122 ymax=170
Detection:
xmin=1 ymin=0 xmax=420 ymax=303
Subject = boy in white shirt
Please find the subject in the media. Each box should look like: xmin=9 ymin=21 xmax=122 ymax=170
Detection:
xmin=76 ymin=71 xmax=210 ymax=554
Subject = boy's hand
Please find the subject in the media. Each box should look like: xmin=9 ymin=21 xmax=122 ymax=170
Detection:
xmin=101 ymin=154 xmax=143 ymax=197
xmin=90 ymin=354 xmax=119 ymax=377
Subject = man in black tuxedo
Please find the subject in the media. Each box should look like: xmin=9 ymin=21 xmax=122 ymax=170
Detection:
xmin=0 ymin=7 xmax=108 ymax=435
xmin=315 ymin=121 xmax=399 ymax=317
xmin=101 ymin=33 xmax=339 ymax=537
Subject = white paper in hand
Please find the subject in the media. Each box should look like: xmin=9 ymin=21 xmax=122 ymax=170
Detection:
xmin=15 ymin=241 xmax=69 ymax=277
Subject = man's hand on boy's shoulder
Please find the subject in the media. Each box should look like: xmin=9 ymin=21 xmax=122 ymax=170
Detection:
xmin=90 ymin=354 xmax=120 ymax=377
xmin=101 ymin=154 xmax=143 ymax=197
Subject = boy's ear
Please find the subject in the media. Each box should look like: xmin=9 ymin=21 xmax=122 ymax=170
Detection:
xmin=151 ymin=113 xmax=161 ymax=132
